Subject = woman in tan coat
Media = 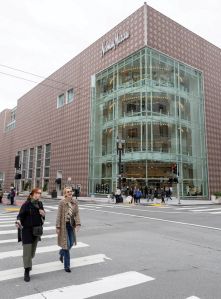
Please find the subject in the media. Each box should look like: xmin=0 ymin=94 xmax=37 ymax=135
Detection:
xmin=56 ymin=187 xmax=81 ymax=272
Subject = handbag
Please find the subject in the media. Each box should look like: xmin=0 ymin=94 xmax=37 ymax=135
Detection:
xmin=33 ymin=226 xmax=43 ymax=237
xmin=30 ymin=202 xmax=44 ymax=237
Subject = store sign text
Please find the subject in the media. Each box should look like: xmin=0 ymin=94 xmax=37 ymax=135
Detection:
xmin=101 ymin=31 xmax=130 ymax=57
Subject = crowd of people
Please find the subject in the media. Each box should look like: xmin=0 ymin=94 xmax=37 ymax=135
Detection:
xmin=114 ymin=185 xmax=173 ymax=204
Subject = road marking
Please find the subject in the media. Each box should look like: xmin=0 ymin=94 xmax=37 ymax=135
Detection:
xmin=0 ymin=242 xmax=89 ymax=259
xmin=98 ymin=205 xmax=182 ymax=214
xmin=0 ymin=226 xmax=55 ymax=235
xmin=0 ymin=234 xmax=57 ymax=244
xmin=80 ymin=205 xmax=102 ymax=209
xmin=0 ymin=221 xmax=50 ymax=227
xmin=210 ymin=211 xmax=221 ymax=214
xmin=176 ymin=206 xmax=211 ymax=210
xmin=82 ymin=207 xmax=221 ymax=232
xmin=0 ymin=214 xmax=18 ymax=218
xmin=186 ymin=296 xmax=201 ymax=299
xmin=191 ymin=208 xmax=221 ymax=212
xmin=0 ymin=254 xmax=110 ymax=282
xmin=16 ymin=271 xmax=154 ymax=299
xmin=0 ymin=219 xmax=17 ymax=222
xmin=4 ymin=208 xmax=20 ymax=212
xmin=43 ymin=205 xmax=58 ymax=210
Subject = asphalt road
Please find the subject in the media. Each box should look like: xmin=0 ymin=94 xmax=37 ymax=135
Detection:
xmin=0 ymin=200 xmax=221 ymax=299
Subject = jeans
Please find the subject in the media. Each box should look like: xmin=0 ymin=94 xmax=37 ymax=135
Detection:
xmin=59 ymin=222 xmax=74 ymax=269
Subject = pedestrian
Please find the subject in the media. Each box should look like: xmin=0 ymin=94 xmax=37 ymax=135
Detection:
xmin=8 ymin=187 xmax=16 ymax=205
xmin=153 ymin=188 xmax=158 ymax=201
xmin=74 ymin=186 xmax=80 ymax=199
xmin=115 ymin=187 xmax=122 ymax=204
xmin=144 ymin=185 xmax=148 ymax=199
xmin=134 ymin=188 xmax=142 ymax=204
xmin=148 ymin=188 xmax=153 ymax=201
xmin=169 ymin=187 xmax=173 ymax=200
xmin=16 ymin=188 xmax=45 ymax=282
xmin=56 ymin=187 xmax=81 ymax=273
xmin=161 ymin=188 xmax=166 ymax=204
xmin=129 ymin=188 xmax=134 ymax=204
xmin=0 ymin=188 xmax=3 ymax=203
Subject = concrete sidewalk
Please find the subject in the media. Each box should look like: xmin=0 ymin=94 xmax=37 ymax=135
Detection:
xmin=0 ymin=195 xmax=214 ymax=207
xmin=77 ymin=196 xmax=214 ymax=206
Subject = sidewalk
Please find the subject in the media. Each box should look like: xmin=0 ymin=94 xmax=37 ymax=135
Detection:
xmin=0 ymin=195 xmax=215 ymax=207
xmin=77 ymin=196 xmax=214 ymax=206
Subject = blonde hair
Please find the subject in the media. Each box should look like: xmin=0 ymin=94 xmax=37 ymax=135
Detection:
xmin=63 ymin=187 xmax=72 ymax=198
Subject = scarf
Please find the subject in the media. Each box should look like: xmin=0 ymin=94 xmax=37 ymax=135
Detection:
xmin=64 ymin=198 xmax=73 ymax=223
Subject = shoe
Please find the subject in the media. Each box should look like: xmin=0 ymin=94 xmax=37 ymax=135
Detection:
xmin=24 ymin=268 xmax=30 ymax=282
xmin=64 ymin=268 xmax=71 ymax=273
xmin=59 ymin=255 xmax=63 ymax=263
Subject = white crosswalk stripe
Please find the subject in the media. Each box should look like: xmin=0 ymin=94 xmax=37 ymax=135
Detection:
xmin=0 ymin=243 xmax=89 ymax=259
xmin=0 ymin=221 xmax=50 ymax=227
xmin=16 ymin=271 xmax=155 ymax=299
xmin=0 ymin=226 xmax=55 ymax=235
xmin=0 ymin=254 xmax=110 ymax=282
xmin=175 ymin=206 xmax=221 ymax=215
xmin=0 ymin=233 xmax=57 ymax=244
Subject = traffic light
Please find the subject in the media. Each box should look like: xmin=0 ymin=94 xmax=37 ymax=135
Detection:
xmin=173 ymin=177 xmax=178 ymax=183
xmin=172 ymin=164 xmax=178 ymax=175
xmin=15 ymin=173 xmax=21 ymax=179
xmin=14 ymin=155 xmax=20 ymax=169
xmin=168 ymin=177 xmax=173 ymax=184
xmin=120 ymin=164 xmax=124 ymax=174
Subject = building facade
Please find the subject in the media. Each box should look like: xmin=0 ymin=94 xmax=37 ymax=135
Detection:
xmin=0 ymin=3 xmax=221 ymax=198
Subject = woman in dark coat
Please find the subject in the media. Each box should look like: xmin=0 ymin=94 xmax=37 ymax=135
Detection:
xmin=16 ymin=188 xmax=45 ymax=282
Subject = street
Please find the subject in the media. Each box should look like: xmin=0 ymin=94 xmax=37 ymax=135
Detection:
xmin=0 ymin=200 xmax=221 ymax=299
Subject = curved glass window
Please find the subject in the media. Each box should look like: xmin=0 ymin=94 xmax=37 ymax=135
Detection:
xmin=89 ymin=48 xmax=207 ymax=198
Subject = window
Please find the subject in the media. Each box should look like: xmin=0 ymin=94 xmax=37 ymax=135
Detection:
xmin=57 ymin=94 xmax=65 ymax=108
xmin=44 ymin=144 xmax=51 ymax=178
xmin=28 ymin=148 xmax=34 ymax=179
xmin=22 ymin=150 xmax=28 ymax=179
xmin=11 ymin=108 xmax=16 ymax=122
xmin=36 ymin=146 xmax=42 ymax=178
xmin=67 ymin=88 xmax=74 ymax=104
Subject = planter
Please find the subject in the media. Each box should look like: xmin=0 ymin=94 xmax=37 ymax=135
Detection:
xmin=211 ymin=195 xmax=221 ymax=204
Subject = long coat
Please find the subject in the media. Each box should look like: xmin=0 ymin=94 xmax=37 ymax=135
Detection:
xmin=56 ymin=198 xmax=81 ymax=250
xmin=17 ymin=200 xmax=45 ymax=244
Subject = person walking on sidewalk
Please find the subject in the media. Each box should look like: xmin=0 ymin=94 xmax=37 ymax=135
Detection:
xmin=134 ymin=188 xmax=142 ymax=204
xmin=56 ymin=187 xmax=81 ymax=273
xmin=161 ymin=188 xmax=166 ymax=204
xmin=0 ymin=188 xmax=3 ymax=203
xmin=8 ymin=187 xmax=16 ymax=205
xmin=16 ymin=188 xmax=45 ymax=282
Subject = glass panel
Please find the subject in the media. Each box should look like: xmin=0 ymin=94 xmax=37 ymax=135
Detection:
xmin=89 ymin=48 xmax=207 ymax=197
xmin=67 ymin=88 xmax=74 ymax=103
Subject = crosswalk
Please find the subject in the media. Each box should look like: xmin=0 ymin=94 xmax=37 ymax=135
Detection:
xmin=175 ymin=205 xmax=221 ymax=215
xmin=0 ymin=208 xmax=156 ymax=299
xmin=0 ymin=206 xmax=204 ymax=298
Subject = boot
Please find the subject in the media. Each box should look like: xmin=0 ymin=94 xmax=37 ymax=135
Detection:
xmin=24 ymin=268 xmax=30 ymax=282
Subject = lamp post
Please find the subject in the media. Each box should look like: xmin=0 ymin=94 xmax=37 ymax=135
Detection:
xmin=116 ymin=137 xmax=125 ymax=190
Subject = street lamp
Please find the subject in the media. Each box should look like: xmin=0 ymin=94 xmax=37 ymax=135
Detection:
xmin=116 ymin=137 xmax=125 ymax=190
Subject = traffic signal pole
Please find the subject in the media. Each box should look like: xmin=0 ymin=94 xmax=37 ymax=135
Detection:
xmin=116 ymin=137 xmax=125 ymax=190
xmin=118 ymin=148 xmax=122 ymax=190
xmin=177 ymin=163 xmax=181 ymax=204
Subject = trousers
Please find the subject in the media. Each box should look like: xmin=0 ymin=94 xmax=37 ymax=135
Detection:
xmin=59 ymin=222 xmax=74 ymax=269
xmin=23 ymin=237 xmax=39 ymax=268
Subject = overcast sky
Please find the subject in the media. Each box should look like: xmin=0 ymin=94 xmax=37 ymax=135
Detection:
xmin=0 ymin=0 xmax=220 ymax=112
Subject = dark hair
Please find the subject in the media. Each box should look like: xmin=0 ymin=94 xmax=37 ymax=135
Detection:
xmin=27 ymin=188 xmax=41 ymax=200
